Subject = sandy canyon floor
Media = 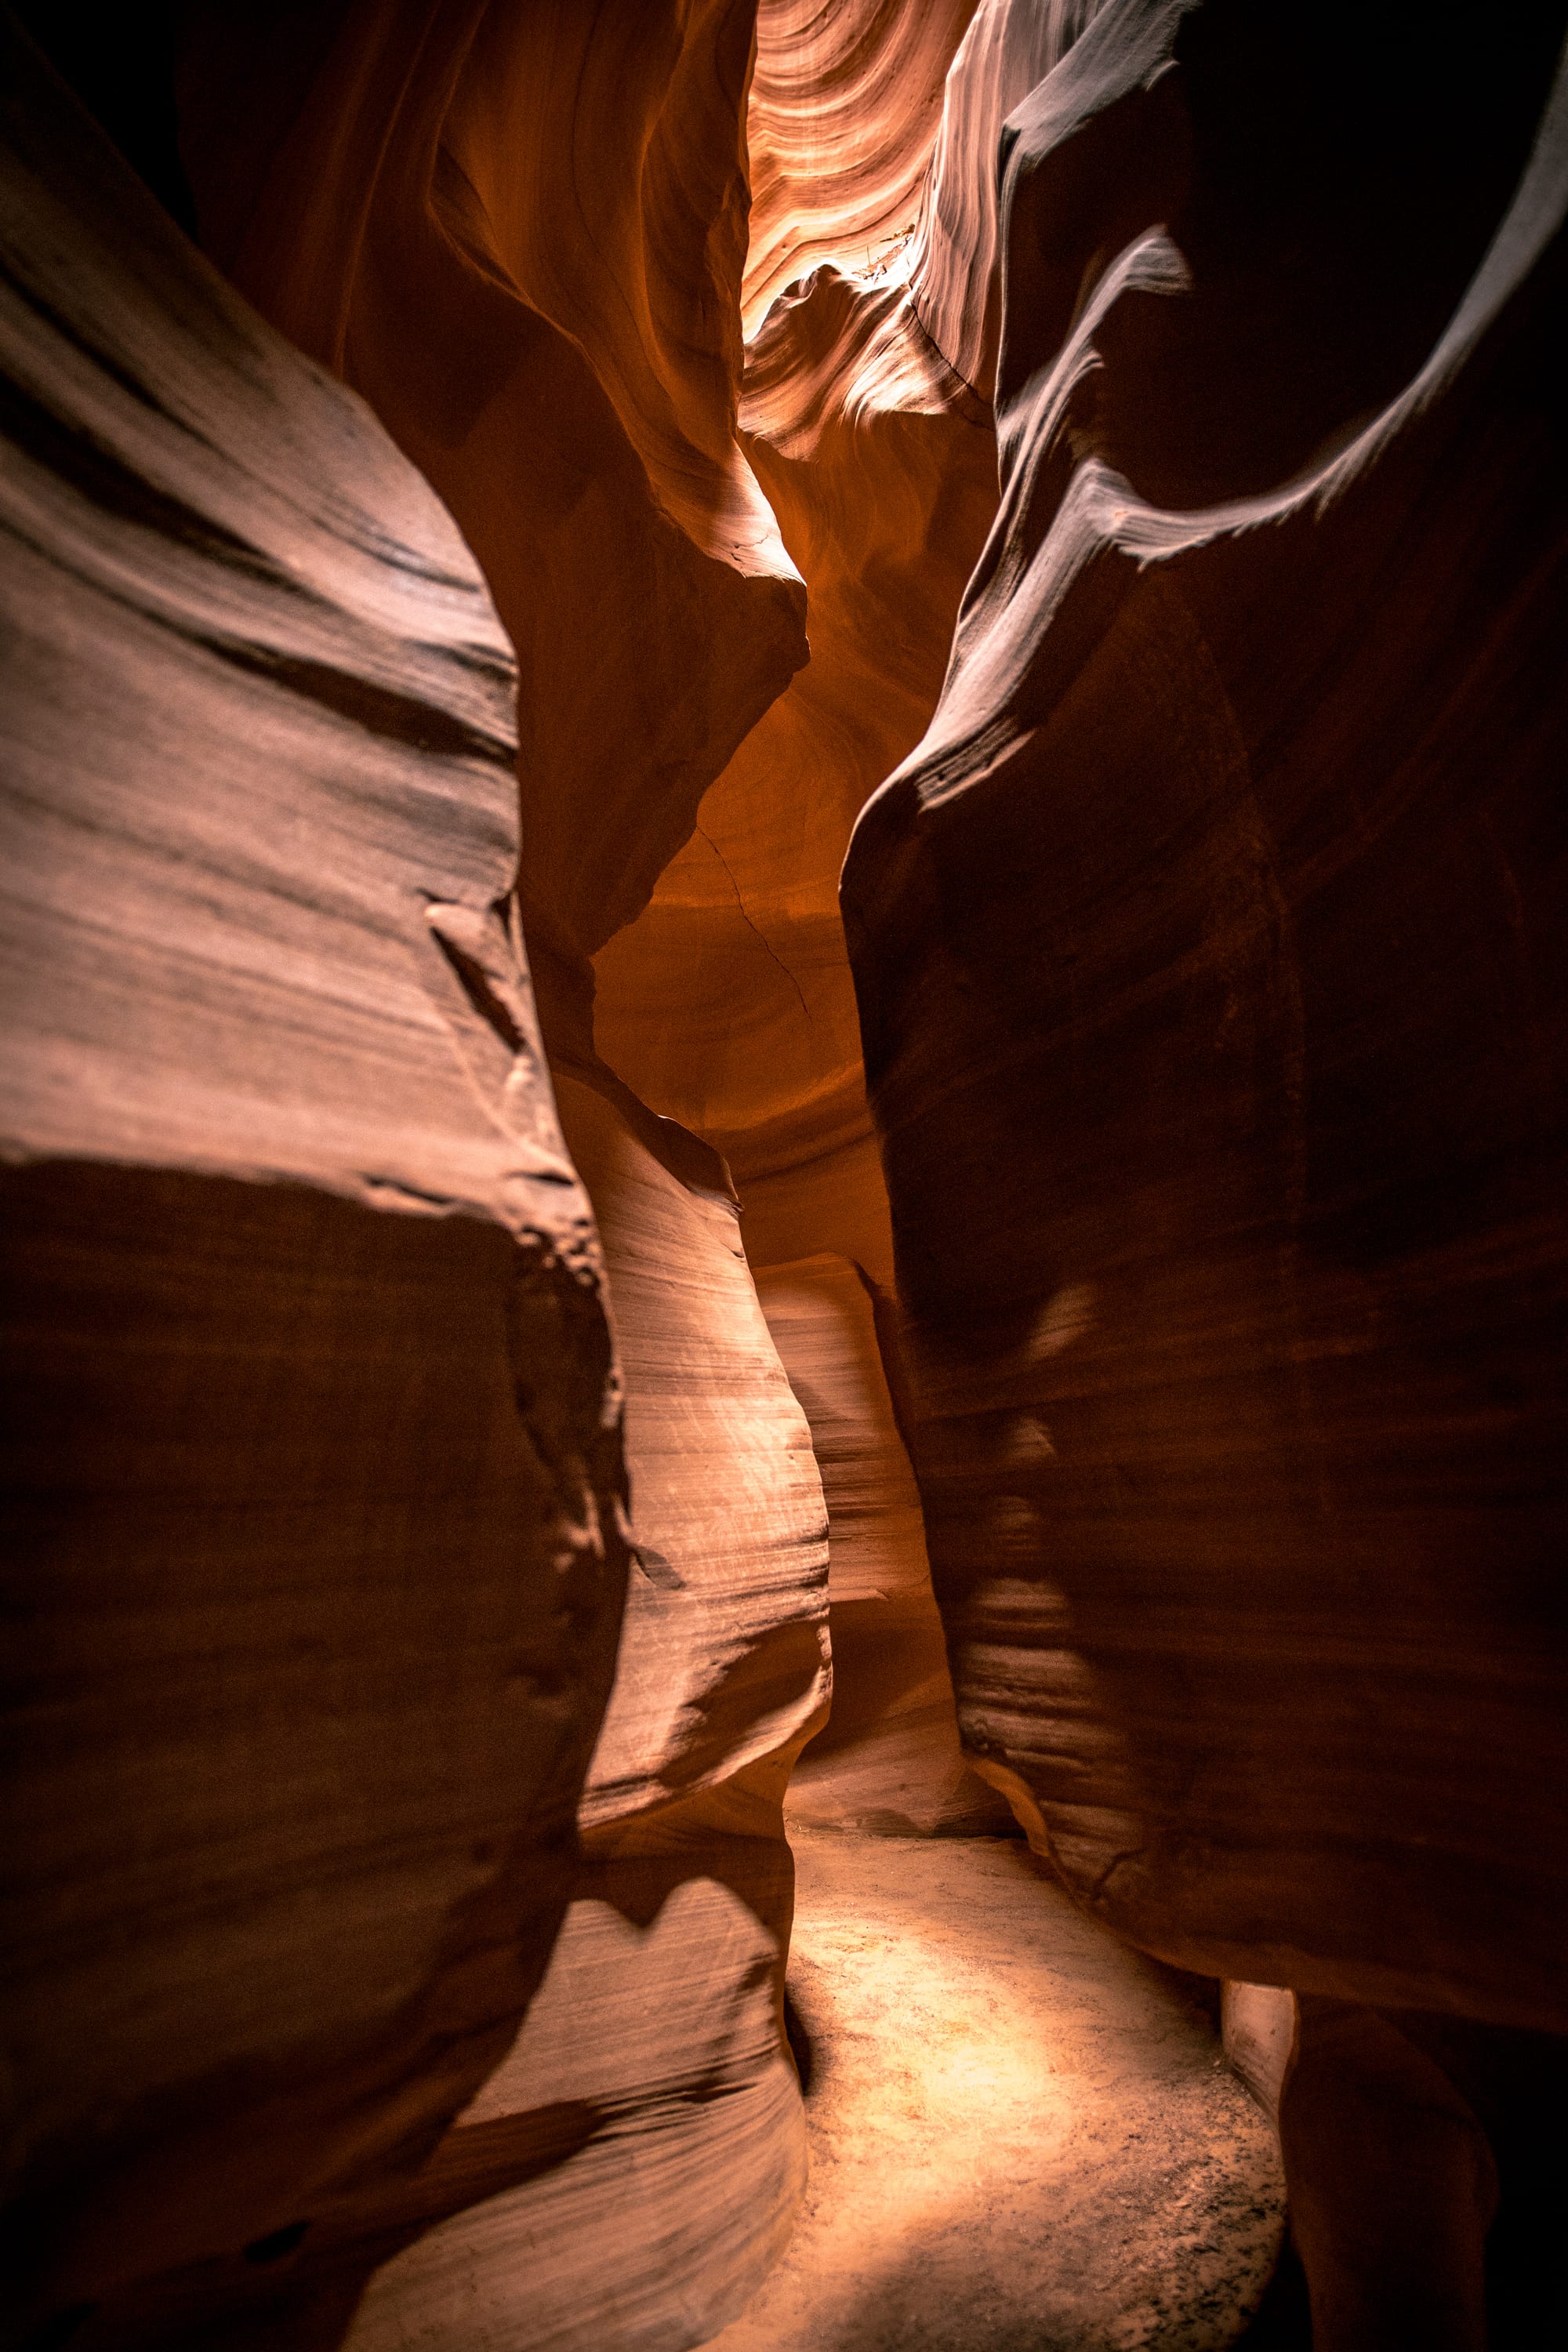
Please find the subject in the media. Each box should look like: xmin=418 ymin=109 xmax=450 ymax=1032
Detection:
xmin=713 ymin=1835 xmax=1288 ymax=2352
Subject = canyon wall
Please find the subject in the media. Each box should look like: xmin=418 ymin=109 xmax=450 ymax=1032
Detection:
xmin=840 ymin=0 xmax=1568 ymax=2334
xmin=596 ymin=0 xmax=1021 ymax=1839
xmin=5 ymin=7 xmax=835 ymax=2345
xmin=0 ymin=20 xmax=626 ymax=2339
xmin=5 ymin=1 xmax=1567 ymax=2345
xmin=844 ymin=0 xmax=1568 ymax=2034
xmin=176 ymin=0 xmax=809 ymax=982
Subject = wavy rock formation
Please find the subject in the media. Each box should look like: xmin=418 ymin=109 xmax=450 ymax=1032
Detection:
xmin=342 ymin=1069 xmax=830 ymax=2352
xmin=0 ymin=23 xmax=626 ymax=2339
xmin=842 ymin=0 xmax=1568 ymax=2329
xmin=742 ymin=0 xmax=982 ymax=335
xmin=595 ymin=0 xmax=1007 ymax=1841
xmin=176 ymin=0 xmax=807 ymax=991
xmin=756 ymin=1256 xmax=993 ymax=1835
xmin=225 ymin=1076 xmax=833 ymax=2352
xmin=10 ymin=0 xmax=1568 ymax=2342
xmin=158 ymin=9 xmax=833 ymax=2343
xmin=902 ymin=0 xmax=1108 ymax=398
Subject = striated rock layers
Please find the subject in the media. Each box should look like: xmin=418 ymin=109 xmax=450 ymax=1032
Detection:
xmin=323 ymin=1083 xmax=830 ymax=2352
xmin=0 ymin=20 xmax=626 ymax=2340
xmin=159 ymin=6 xmax=833 ymax=2345
xmin=842 ymin=0 xmax=1568 ymax=2330
xmin=176 ymin=0 xmax=808 ymax=986
xmin=593 ymin=0 xmax=1160 ymax=1848
xmin=756 ymin=1254 xmax=993 ymax=1836
xmin=845 ymin=0 xmax=1568 ymax=2030
xmin=10 ymin=0 xmax=1568 ymax=2342
xmin=596 ymin=0 xmax=1021 ymax=1841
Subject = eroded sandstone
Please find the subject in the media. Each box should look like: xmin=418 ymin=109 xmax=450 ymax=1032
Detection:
xmin=840 ymin=1 xmax=1568 ymax=2335
xmin=160 ymin=9 xmax=837 ymax=2341
xmin=6 ymin=2 xmax=1567 ymax=2344
xmin=0 ymin=22 xmax=625 ymax=2334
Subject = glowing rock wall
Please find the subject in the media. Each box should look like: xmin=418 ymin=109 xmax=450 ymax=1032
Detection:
xmin=596 ymin=0 xmax=1010 ymax=1839
xmin=179 ymin=0 xmax=808 ymax=975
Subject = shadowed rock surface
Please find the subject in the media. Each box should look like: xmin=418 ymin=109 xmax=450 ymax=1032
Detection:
xmin=0 ymin=20 xmax=626 ymax=2337
xmin=844 ymin=0 xmax=1568 ymax=2035
xmin=757 ymin=1254 xmax=995 ymax=1835
xmin=176 ymin=0 xmax=808 ymax=982
xmin=165 ymin=5 xmax=833 ymax=2341
xmin=5 ymin=1 xmax=1567 ymax=2346
xmin=594 ymin=0 xmax=1008 ymax=1844
xmin=841 ymin=0 xmax=1568 ymax=2337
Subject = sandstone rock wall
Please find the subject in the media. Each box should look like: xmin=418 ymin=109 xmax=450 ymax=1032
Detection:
xmin=742 ymin=0 xmax=982 ymax=335
xmin=176 ymin=0 xmax=806 ymax=985
xmin=840 ymin=2 xmax=1568 ymax=2329
xmin=595 ymin=0 xmax=1010 ymax=1838
xmin=161 ymin=7 xmax=833 ymax=2343
xmin=0 ymin=21 xmax=626 ymax=2338
xmin=9 ymin=2 xmax=1568 ymax=2342
xmin=756 ymin=1254 xmax=997 ymax=1835
xmin=311 ymin=1077 xmax=832 ymax=2352
xmin=844 ymin=0 xmax=1568 ymax=2034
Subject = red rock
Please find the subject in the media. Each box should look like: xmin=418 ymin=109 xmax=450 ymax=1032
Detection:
xmin=164 ymin=8 xmax=837 ymax=2339
xmin=0 ymin=21 xmax=625 ymax=2329
xmin=841 ymin=3 xmax=1568 ymax=2332
xmin=593 ymin=4 xmax=1007 ymax=1853
xmin=9 ymin=1 xmax=1568 ymax=2340
xmin=757 ymin=1253 xmax=997 ymax=1835
xmin=844 ymin=0 xmax=1568 ymax=2037
xmin=176 ymin=0 xmax=808 ymax=977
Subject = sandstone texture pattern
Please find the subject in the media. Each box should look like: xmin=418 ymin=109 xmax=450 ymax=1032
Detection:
xmin=741 ymin=0 xmax=982 ymax=336
xmin=177 ymin=0 xmax=808 ymax=985
xmin=0 ymin=20 xmax=626 ymax=2339
xmin=844 ymin=0 xmax=1568 ymax=2033
xmin=7 ymin=0 xmax=1568 ymax=2345
xmin=595 ymin=0 xmax=1009 ymax=1840
xmin=757 ymin=1254 xmax=992 ymax=1835
xmin=839 ymin=5 xmax=1568 ymax=2330
xmin=162 ymin=7 xmax=835 ymax=2343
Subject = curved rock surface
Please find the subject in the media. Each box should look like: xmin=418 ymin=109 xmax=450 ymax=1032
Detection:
xmin=176 ymin=0 xmax=807 ymax=978
xmin=842 ymin=0 xmax=1568 ymax=2048
xmin=833 ymin=16 xmax=1568 ymax=2324
xmin=0 ymin=24 xmax=625 ymax=2336
xmin=757 ymin=1254 xmax=994 ymax=1835
xmin=595 ymin=15 xmax=1009 ymax=1843
xmin=293 ymin=1076 xmax=831 ymax=2352
xmin=164 ymin=9 xmax=834 ymax=2343
xmin=742 ymin=0 xmax=980 ymax=336
xmin=9 ymin=2 xmax=1568 ymax=2343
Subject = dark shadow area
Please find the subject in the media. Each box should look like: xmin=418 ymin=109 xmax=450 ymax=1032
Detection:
xmin=1405 ymin=2013 xmax=1568 ymax=2347
xmin=1232 ymin=2236 xmax=1313 ymax=2350
xmin=12 ymin=2 xmax=198 ymax=233
xmin=0 ymin=1158 xmax=615 ymax=2345
xmin=17 ymin=2310 xmax=98 ymax=2352
xmin=241 ymin=2226 xmax=311 ymax=2270
xmin=782 ymin=1986 xmax=815 ymax=2099
xmin=35 ymin=2103 xmax=603 ymax=2352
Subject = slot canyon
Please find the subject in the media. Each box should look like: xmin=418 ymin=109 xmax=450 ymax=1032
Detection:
xmin=2 ymin=2 xmax=1565 ymax=2346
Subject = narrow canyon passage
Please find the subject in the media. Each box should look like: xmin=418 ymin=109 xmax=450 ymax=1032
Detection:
xmin=3 ymin=4 xmax=1566 ymax=2350
xmin=713 ymin=1835 xmax=1284 ymax=2352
